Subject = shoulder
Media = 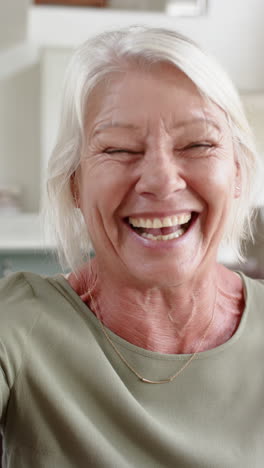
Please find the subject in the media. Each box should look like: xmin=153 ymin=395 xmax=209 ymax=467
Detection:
xmin=0 ymin=272 xmax=66 ymax=346
xmin=0 ymin=271 xmax=80 ymax=331
xmin=0 ymin=271 xmax=35 ymax=305
xmin=0 ymin=271 xmax=55 ymax=312
xmin=0 ymin=271 xmax=50 ymax=333
xmin=0 ymin=272 xmax=49 ymax=390
xmin=0 ymin=272 xmax=74 ymax=385
xmin=241 ymin=273 xmax=264 ymax=305
xmin=218 ymin=265 xmax=264 ymax=304
xmin=0 ymin=271 xmax=87 ymax=343
xmin=0 ymin=271 xmax=70 ymax=304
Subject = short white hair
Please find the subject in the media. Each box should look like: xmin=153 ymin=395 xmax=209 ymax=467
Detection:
xmin=45 ymin=26 xmax=260 ymax=271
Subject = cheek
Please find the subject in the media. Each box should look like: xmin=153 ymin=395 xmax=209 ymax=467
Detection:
xmin=187 ymin=159 xmax=236 ymax=236
xmin=191 ymin=156 xmax=236 ymax=196
xmin=79 ymin=160 xmax=132 ymax=222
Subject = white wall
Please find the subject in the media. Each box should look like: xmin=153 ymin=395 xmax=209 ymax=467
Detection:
xmin=29 ymin=0 xmax=264 ymax=91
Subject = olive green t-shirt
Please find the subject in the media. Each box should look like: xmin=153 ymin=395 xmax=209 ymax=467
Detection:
xmin=0 ymin=271 xmax=264 ymax=467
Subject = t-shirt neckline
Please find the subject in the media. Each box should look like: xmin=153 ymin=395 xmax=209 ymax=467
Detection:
xmin=50 ymin=271 xmax=250 ymax=362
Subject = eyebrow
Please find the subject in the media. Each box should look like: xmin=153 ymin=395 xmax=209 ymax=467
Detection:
xmin=92 ymin=117 xmax=222 ymax=136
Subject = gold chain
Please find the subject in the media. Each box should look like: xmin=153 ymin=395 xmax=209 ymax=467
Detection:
xmin=88 ymin=288 xmax=217 ymax=384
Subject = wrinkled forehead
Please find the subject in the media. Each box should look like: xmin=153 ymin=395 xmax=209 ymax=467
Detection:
xmin=84 ymin=61 xmax=230 ymax=141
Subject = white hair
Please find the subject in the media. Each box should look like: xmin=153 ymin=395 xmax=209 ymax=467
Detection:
xmin=44 ymin=26 xmax=260 ymax=271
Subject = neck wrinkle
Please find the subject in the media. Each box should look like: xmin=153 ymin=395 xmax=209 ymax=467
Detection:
xmin=68 ymin=260 xmax=220 ymax=354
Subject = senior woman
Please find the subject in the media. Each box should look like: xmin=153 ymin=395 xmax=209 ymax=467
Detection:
xmin=0 ymin=26 xmax=263 ymax=468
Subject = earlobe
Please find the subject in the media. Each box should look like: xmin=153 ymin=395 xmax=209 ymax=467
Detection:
xmin=70 ymin=173 xmax=81 ymax=208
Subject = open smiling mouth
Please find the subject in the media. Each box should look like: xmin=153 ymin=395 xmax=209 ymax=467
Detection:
xmin=126 ymin=212 xmax=197 ymax=241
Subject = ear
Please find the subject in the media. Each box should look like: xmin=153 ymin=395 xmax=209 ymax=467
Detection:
xmin=70 ymin=172 xmax=81 ymax=208
xmin=234 ymin=160 xmax=241 ymax=199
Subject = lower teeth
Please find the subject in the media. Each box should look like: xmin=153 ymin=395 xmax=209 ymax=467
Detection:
xmin=141 ymin=229 xmax=185 ymax=241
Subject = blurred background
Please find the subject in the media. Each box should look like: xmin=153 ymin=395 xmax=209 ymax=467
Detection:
xmin=0 ymin=0 xmax=264 ymax=278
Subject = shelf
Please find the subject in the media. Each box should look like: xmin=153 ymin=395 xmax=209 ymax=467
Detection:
xmin=0 ymin=213 xmax=54 ymax=251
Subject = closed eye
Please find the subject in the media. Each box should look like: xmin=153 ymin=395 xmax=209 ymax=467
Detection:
xmin=104 ymin=148 xmax=138 ymax=154
xmin=104 ymin=149 xmax=141 ymax=155
xmin=187 ymin=143 xmax=213 ymax=149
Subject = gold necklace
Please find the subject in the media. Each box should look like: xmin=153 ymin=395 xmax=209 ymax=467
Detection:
xmin=88 ymin=288 xmax=217 ymax=385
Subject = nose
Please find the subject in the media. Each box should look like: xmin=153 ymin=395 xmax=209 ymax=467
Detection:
xmin=135 ymin=148 xmax=187 ymax=200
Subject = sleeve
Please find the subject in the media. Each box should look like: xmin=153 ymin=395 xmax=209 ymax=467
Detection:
xmin=0 ymin=367 xmax=9 ymax=426
xmin=0 ymin=273 xmax=36 ymax=426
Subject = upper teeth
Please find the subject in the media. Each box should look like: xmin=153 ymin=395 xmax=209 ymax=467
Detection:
xmin=129 ymin=213 xmax=192 ymax=228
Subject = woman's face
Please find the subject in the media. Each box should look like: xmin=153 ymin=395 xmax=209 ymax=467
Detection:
xmin=76 ymin=62 xmax=240 ymax=287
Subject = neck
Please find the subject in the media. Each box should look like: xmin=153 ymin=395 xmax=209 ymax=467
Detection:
xmin=69 ymin=259 xmax=244 ymax=354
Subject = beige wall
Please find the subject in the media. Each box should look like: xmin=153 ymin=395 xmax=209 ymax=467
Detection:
xmin=0 ymin=0 xmax=30 ymax=50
